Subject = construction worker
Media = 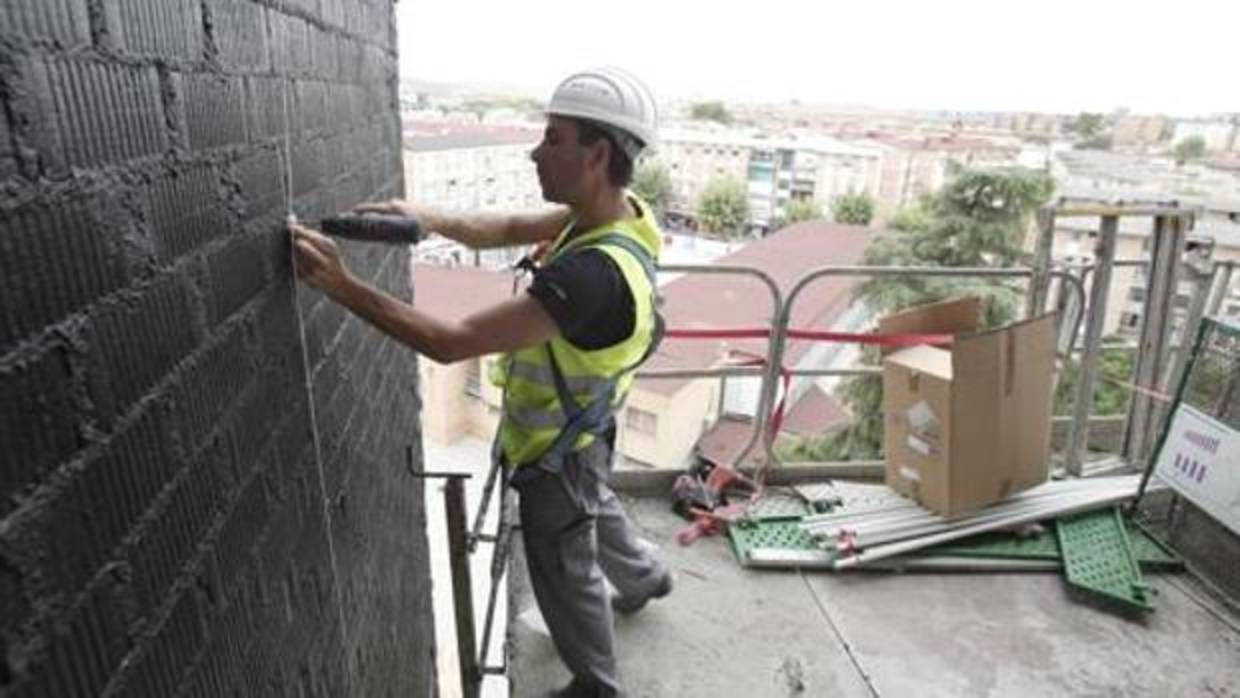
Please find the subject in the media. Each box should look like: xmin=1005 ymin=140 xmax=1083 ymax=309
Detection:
xmin=290 ymin=66 xmax=672 ymax=698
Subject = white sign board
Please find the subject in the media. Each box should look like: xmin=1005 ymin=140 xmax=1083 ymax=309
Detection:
xmin=1153 ymin=404 xmax=1240 ymax=535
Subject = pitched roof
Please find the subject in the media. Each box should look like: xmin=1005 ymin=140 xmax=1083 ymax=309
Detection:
xmin=695 ymin=385 xmax=851 ymax=467
xmin=781 ymin=384 xmax=850 ymax=437
xmin=409 ymin=263 xmax=514 ymax=316
xmin=639 ymin=221 xmax=874 ymax=395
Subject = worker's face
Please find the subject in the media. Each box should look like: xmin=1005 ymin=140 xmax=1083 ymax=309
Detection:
xmin=530 ymin=116 xmax=607 ymax=205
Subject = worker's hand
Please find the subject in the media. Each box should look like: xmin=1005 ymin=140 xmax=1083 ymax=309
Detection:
xmin=291 ymin=223 xmax=354 ymax=295
xmin=353 ymin=198 xmax=418 ymax=218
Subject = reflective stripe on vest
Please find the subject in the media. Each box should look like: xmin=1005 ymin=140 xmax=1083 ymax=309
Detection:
xmin=507 ymin=358 xmax=613 ymax=396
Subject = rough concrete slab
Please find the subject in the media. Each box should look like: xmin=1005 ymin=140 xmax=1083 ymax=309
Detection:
xmin=508 ymin=496 xmax=1240 ymax=698
xmin=806 ymin=570 xmax=1240 ymax=698
xmin=507 ymin=498 xmax=877 ymax=698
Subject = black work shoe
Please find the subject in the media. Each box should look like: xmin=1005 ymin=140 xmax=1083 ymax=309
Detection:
xmin=611 ymin=569 xmax=673 ymax=615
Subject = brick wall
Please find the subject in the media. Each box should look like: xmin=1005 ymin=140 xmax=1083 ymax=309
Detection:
xmin=0 ymin=1 xmax=435 ymax=696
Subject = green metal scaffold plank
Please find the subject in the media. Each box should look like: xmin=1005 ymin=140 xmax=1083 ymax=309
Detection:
xmin=920 ymin=520 xmax=1182 ymax=569
xmin=728 ymin=518 xmax=820 ymax=566
xmin=1056 ymin=507 xmax=1155 ymax=613
xmin=728 ymin=514 xmax=1182 ymax=573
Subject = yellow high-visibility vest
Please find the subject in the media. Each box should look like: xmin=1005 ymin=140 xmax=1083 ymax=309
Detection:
xmin=490 ymin=194 xmax=662 ymax=467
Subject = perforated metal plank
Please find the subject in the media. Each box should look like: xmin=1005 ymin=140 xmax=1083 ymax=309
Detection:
xmin=924 ymin=520 xmax=1182 ymax=570
xmin=728 ymin=518 xmax=820 ymax=566
xmin=744 ymin=492 xmax=810 ymax=520
xmin=1056 ymin=507 xmax=1154 ymax=613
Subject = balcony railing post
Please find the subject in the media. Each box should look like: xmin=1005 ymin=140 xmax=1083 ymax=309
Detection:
xmin=1122 ymin=213 xmax=1190 ymax=467
xmin=1066 ymin=215 xmax=1119 ymax=475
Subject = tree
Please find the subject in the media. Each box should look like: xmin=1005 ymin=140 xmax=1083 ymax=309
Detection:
xmin=831 ymin=192 xmax=875 ymax=226
xmin=689 ymin=101 xmax=733 ymax=125
xmin=794 ymin=168 xmax=1055 ymax=459
xmin=1069 ymin=112 xmax=1106 ymax=139
xmin=1074 ymin=134 xmax=1113 ymax=151
xmin=696 ymin=177 xmax=749 ymax=238
xmin=632 ymin=162 xmax=674 ymax=219
xmin=1174 ymin=136 xmax=1207 ymax=163
xmin=1053 ymin=343 xmax=1135 ymax=416
xmin=772 ymin=199 xmax=822 ymax=229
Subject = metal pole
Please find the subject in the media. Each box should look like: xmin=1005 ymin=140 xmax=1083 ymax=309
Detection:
xmin=444 ymin=476 xmax=481 ymax=698
xmin=1206 ymin=260 xmax=1234 ymax=317
xmin=1065 ymin=215 xmax=1119 ymax=475
xmin=655 ymin=264 xmax=783 ymax=469
xmin=1161 ymin=264 xmax=1212 ymax=411
xmin=1028 ymin=207 xmax=1056 ymax=317
xmin=1123 ymin=214 xmax=1189 ymax=467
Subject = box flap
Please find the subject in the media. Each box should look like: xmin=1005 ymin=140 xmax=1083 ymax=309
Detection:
xmin=877 ymin=297 xmax=982 ymax=356
xmin=949 ymin=313 xmax=1057 ymax=513
xmin=884 ymin=345 xmax=952 ymax=380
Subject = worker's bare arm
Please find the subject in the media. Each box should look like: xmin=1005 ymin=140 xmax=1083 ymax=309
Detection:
xmin=292 ymin=225 xmax=558 ymax=362
xmin=353 ymin=200 xmax=570 ymax=249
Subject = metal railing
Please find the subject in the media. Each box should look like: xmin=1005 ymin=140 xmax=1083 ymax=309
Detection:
xmin=632 ymin=264 xmax=1087 ymax=476
xmin=629 ymin=203 xmax=1227 ymax=477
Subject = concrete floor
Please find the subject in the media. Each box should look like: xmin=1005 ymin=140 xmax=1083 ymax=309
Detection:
xmin=507 ymin=496 xmax=1240 ymax=698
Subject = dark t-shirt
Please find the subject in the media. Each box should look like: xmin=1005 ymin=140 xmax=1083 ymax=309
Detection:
xmin=527 ymin=248 xmax=635 ymax=350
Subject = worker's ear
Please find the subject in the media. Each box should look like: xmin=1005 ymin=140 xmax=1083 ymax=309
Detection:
xmin=587 ymin=137 xmax=611 ymax=174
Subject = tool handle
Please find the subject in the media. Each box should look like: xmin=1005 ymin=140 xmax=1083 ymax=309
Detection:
xmin=320 ymin=212 xmax=423 ymax=244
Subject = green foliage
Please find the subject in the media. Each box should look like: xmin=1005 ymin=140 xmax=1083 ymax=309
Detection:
xmin=1053 ymin=344 xmax=1135 ymax=416
xmin=800 ymin=168 xmax=1056 ymax=460
xmin=632 ymin=162 xmax=674 ymax=218
xmin=1070 ymin=112 xmax=1106 ymax=139
xmin=460 ymin=96 xmax=542 ymax=118
xmin=689 ymin=101 xmax=733 ymax=124
xmin=831 ymin=192 xmax=876 ymax=226
xmin=1174 ymin=136 xmax=1207 ymax=163
xmin=1074 ymin=134 xmax=1113 ymax=151
xmin=772 ymin=198 xmax=822 ymax=229
xmin=696 ymin=177 xmax=750 ymax=238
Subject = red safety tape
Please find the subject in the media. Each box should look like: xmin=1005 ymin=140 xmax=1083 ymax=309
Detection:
xmin=664 ymin=327 xmax=953 ymax=347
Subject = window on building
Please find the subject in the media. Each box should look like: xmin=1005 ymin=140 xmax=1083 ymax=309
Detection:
xmin=464 ymin=358 xmax=481 ymax=398
xmin=625 ymin=407 xmax=658 ymax=437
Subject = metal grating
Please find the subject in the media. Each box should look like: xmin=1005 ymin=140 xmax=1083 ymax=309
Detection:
xmin=728 ymin=519 xmax=820 ymax=564
xmin=1056 ymin=507 xmax=1154 ymax=613
xmin=924 ymin=520 xmax=1182 ymax=570
xmin=744 ymin=492 xmax=810 ymax=520
xmin=1176 ymin=318 xmax=1240 ymax=431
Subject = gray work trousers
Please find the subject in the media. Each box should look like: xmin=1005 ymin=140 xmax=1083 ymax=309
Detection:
xmin=512 ymin=439 xmax=665 ymax=697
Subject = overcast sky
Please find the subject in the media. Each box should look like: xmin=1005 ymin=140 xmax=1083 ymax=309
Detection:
xmin=396 ymin=0 xmax=1235 ymax=118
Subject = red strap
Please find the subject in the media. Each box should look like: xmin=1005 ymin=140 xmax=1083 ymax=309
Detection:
xmin=664 ymin=327 xmax=952 ymax=347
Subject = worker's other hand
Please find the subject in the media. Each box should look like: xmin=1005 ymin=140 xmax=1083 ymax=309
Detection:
xmin=291 ymin=223 xmax=353 ymax=294
xmin=353 ymin=198 xmax=418 ymax=218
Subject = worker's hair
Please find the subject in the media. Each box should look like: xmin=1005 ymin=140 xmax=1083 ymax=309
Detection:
xmin=575 ymin=119 xmax=634 ymax=188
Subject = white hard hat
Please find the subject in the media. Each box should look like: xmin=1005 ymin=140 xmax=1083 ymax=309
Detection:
xmin=546 ymin=66 xmax=658 ymax=161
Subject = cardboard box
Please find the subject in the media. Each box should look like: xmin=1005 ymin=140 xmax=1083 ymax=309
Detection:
xmin=882 ymin=297 xmax=1057 ymax=517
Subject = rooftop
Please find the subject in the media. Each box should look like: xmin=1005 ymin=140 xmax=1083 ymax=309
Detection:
xmin=642 ymin=221 xmax=874 ymax=396
xmin=403 ymin=122 xmax=540 ymax=152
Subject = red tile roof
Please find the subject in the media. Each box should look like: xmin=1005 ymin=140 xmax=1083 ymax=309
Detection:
xmin=696 ymin=414 xmax=761 ymax=468
xmin=640 ymin=221 xmax=874 ymax=395
xmin=781 ymin=384 xmax=850 ymax=437
xmin=409 ymin=263 xmax=514 ymax=316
